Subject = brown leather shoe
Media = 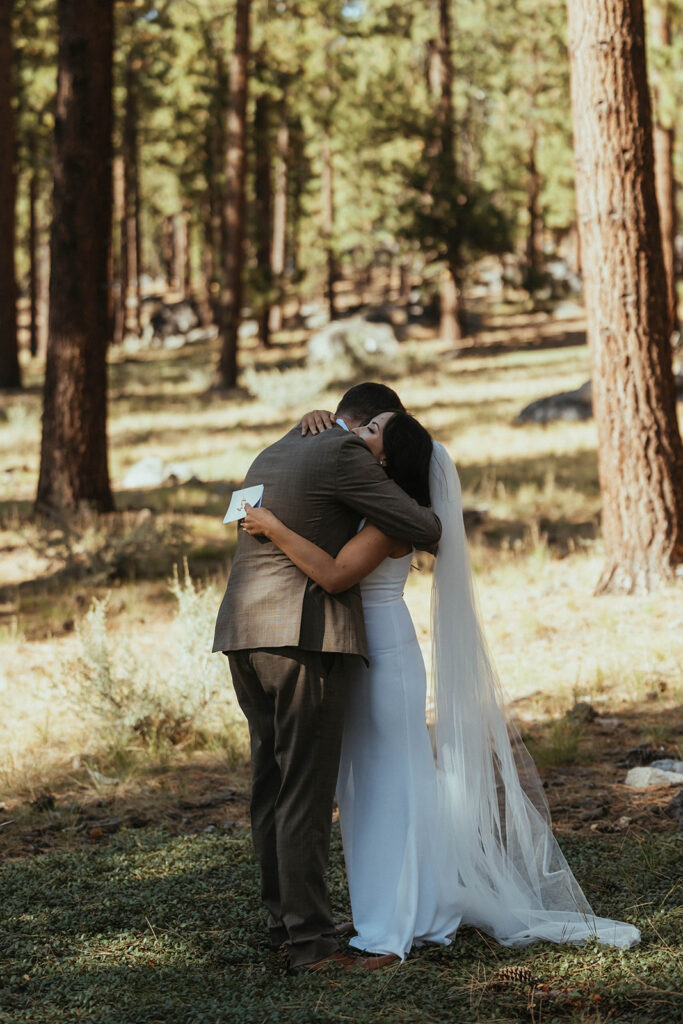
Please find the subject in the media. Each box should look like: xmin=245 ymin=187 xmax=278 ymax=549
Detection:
xmin=352 ymin=951 xmax=400 ymax=970
xmin=287 ymin=950 xmax=359 ymax=976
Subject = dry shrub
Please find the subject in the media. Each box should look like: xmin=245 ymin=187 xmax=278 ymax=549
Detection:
xmin=59 ymin=564 xmax=246 ymax=761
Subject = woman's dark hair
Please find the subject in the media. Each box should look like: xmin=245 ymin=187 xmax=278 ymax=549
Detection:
xmin=382 ymin=412 xmax=432 ymax=506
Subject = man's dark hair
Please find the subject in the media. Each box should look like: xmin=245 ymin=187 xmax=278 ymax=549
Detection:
xmin=383 ymin=412 xmax=432 ymax=507
xmin=335 ymin=382 xmax=405 ymax=424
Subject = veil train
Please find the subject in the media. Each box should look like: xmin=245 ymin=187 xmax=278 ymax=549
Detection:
xmin=428 ymin=441 xmax=640 ymax=948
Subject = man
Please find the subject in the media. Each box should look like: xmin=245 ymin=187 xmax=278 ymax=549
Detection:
xmin=213 ymin=383 xmax=441 ymax=974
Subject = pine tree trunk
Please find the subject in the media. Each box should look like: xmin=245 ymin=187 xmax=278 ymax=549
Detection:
xmin=567 ymin=0 xmax=683 ymax=592
xmin=0 ymin=1 xmax=21 ymax=388
xmin=524 ymin=128 xmax=542 ymax=289
xmin=161 ymin=216 xmax=174 ymax=289
xmin=36 ymin=0 xmax=114 ymax=513
xmin=37 ymin=240 xmax=49 ymax=359
xmin=123 ymin=61 xmax=141 ymax=334
xmin=649 ymin=4 xmax=678 ymax=336
xmin=254 ymin=86 xmax=272 ymax=347
xmin=268 ymin=98 xmax=288 ymax=334
xmin=28 ymin=145 xmax=39 ymax=358
xmin=431 ymin=0 xmax=463 ymax=344
xmin=440 ymin=265 xmax=462 ymax=346
xmin=217 ymin=0 xmax=251 ymax=389
xmin=173 ymin=213 xmax=188 ymax=300
xmin=112 ymin=153 xmax=125 ymax=346
xmin=321 ymin=125 xmax=337 ymax=320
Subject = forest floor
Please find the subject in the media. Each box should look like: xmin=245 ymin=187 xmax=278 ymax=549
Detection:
xmin=0 ymin=294 xmax=681 ymax=1022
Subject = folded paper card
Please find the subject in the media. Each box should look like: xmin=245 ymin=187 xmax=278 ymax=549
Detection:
xmin=223 ymin=484 xmax=264 ymax=523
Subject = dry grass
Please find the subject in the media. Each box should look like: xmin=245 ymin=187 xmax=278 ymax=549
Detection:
xmin=1 ymin=302 xmax=682 ymax=803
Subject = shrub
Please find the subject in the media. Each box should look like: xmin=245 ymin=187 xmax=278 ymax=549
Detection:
xmin=62 ymin=565 xmax=247 ymax=762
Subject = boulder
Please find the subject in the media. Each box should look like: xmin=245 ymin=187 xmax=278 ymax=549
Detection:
xmin=649 ymin=759 xmax=683 ymax=775
xmin=624 ymin=766 xmax=683 ymax=788
xmin=122 ymin=457 xmax=198 ymax=490
xmin=515 ymin=380 xmax=593 ymax=425
xmin=150 ymin=300 xmax=199 ymax=342
xmin=308 ymin=316 xmax=399 ymax=366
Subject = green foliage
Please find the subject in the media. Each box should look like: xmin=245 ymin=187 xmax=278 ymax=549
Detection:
xmin=59 ymin=567 xmax=245 ymax=757
xmin=0 ymin=828 xmax=679 ymax=1023
xmin=8 ymin=0 xmax=683 ymax=314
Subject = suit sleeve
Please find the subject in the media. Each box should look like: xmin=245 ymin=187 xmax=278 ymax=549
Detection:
xmin=334 ymin=434 xmax=441 ymax=549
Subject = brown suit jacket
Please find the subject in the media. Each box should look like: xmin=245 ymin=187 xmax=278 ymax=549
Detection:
xmin=212 ymin=425 xmax=441 ymax=661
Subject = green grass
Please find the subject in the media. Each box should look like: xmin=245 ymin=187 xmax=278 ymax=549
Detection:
xmin=1 ymin=826 xmax=680 ymax=1024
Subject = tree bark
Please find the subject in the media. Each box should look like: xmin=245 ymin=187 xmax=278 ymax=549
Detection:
xmin=112 ymin=152 xmax=125 ymax=345
xmin=254 ymin=87 xmax=272 ymax=347
xmin=567 ymin=0 xmax=683 ymax=592
xmin=173 ymin=212 xmax=188 ymax=300
xmin=649 ymin=3 xmax=678 ymax=337
xmin=28 ymin=137 xmax=39 ymax=358
xmin=161 ymin=216 xmax=174 ymax=289
xmin=123 ymin=60 xmax=141 ymax=333
xmin=321 ymin=124 xmax=337 ymax=320
xmin=524 ymin=127 xmax=542 ymax=289
xmin=268 ymin=97 xmax=288 ymax=334
xmin=0 ymin=1 xmax=21 ymax=388
xmin=36 ymin=0 xmax=114 ymax=513
xmin=37 ymin=240 xmax=49 ymax=359
xmin=430 ymin=0 xmax=463 ymax=344
xmin=217 ymin=0 xmax=251 ymax=388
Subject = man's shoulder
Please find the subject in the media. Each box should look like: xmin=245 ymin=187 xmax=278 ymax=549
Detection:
xmin=272 ymin=424 xmax=356 ymax=452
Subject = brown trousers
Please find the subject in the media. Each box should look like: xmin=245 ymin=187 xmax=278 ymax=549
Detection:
xmin=228 ymin=647 xmax=350 ymax=967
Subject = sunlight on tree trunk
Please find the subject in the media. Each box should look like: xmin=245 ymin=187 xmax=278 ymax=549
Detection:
xmin=217 ymin=0 xmax=251 ymax=389
xmin=36 ymin=0 xmax=113 ymax=513
xmin=649 ymin=2 xmax=678 ymax=337
xmin=254 ymin=77 xmax=272 ymax=348
xmin=269 ymin=98 xmax=289 ymax=335
xmin=567 ymin=0 xmax=683 ymax=593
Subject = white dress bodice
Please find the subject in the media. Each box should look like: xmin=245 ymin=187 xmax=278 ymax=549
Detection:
xmin=359 ymin=551 xmax=412 ymax=606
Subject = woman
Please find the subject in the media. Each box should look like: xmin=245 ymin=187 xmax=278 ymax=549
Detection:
xmin=242 ymin=411 xmax=640 ymax=959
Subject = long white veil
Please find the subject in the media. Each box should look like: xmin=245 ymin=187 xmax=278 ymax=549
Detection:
xmin=428 ymin=442 xmax=640 ymax=948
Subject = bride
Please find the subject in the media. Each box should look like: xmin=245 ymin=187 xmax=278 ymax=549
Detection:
xmin=242 ymin=409 xmax=640 ymax=961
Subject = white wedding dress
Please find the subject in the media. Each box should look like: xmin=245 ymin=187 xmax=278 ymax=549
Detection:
xmin=336 ymin=551 xmax=462 ymax=958
xmin=336 ymin=445 xmax=640 ymax=958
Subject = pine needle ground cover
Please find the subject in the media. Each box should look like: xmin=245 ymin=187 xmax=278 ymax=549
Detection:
xmin=1 ymin=825 xmax=680 ymax=1024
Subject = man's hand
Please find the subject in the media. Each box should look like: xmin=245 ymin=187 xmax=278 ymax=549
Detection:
xmin=241 ymin=503 xmax=280 ymax=538
xmin=300 ymin=410 xmax=336 ymax=436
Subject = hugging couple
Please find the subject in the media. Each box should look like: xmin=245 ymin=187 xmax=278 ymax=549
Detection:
xmin=213 ymin=382 xmax=639 ymax=976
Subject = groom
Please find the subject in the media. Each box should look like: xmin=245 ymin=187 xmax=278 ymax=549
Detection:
xmin=213 ymin=382 xmax=441 ymax=974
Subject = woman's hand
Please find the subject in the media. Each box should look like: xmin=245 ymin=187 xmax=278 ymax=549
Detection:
xmin=300 ymin=409 xmax=336 ymax=436
xmin=241 ymin=503 xmax=280 ymax=538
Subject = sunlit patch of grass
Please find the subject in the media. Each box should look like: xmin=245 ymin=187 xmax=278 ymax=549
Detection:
xmin=1 ymin=303 xmax=682 ymax=797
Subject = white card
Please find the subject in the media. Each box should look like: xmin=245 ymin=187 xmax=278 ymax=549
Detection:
xmin=223 ymin=484 xmax=264 ymax=523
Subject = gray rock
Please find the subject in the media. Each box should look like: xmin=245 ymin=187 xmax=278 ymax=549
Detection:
xmin=649 ymin=759 xmax=683 ymax=775
xmin=238 ymin=319 xmax=259 ymax=340
xmin=663 ymin=789 xmax=683 ymax=820
xmin=121 ymin=457 xmax=198 ymax=490
xmin=515 ymin=380 xmax=593 ymax=425
xmin=162 ymin=334 xmax=186 ymax=350
xmin=150 ymin=300 xmax=199 ymax=341
xmin=624 ymin=766 xmax=683 ymax=788
xmin=122 ymin=456 xmax=167 ymax=489
xmin=308 ymin=316 xmax=399 ymax=366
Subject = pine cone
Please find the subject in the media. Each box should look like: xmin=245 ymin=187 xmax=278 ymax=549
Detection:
xmin=490 ymin=965 xmax=537 ymax=991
